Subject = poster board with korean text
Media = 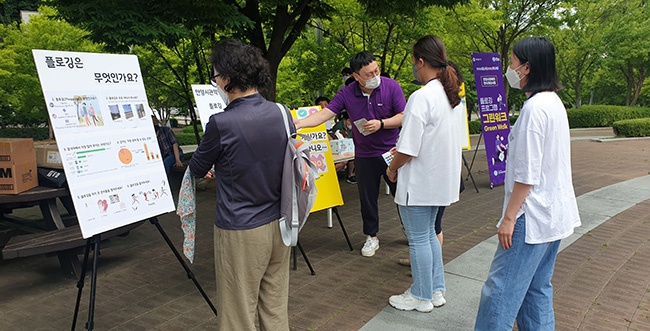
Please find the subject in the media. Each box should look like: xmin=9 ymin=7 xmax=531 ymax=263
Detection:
xmin=471 ymin=52 xmax=511 ymax=186
xmin=33 ymin=50 xmax=175 ymax=239
xmin=191 ymin=84 xmax=227 ymax=132
xmin=293 ymin=106 xmax=344 ymax=212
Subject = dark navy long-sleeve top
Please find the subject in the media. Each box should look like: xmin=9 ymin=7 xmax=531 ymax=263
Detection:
xmin=189 ymin=93 xmax=291 ymax=230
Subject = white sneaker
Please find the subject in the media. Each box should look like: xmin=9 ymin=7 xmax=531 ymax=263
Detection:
xmin=361 ymin=236 xmax=379 ymax=257
xmin=389 ymin=289 xmax=433 ymax=313
xmin=432 ymin=290 xmax=446 ymax=307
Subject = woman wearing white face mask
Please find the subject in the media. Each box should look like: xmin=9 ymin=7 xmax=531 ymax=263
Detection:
xmin=474 ymin=36 xmax=581 ymax=331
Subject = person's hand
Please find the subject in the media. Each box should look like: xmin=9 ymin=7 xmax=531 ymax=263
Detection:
xmin=174 ymin=159 xmax=183 ymax=168
xmin=389 ymin=147 xmax=396 ymax=154
xmin=497 ymin=216 xmax=516 ymax=250
xmin=386 ymin=167 xmax=397 ymax=183
xmin=363 ymin=119 xmax=382 ymax=133
xmin=293 ymin=117 xmax=302 ymax=130
xmin=204 ymin=168 xmax=215 ymax=179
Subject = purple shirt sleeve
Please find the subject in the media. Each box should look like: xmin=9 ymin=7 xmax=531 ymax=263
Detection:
xmin=326 ymin=84 xmax=352 ymax=115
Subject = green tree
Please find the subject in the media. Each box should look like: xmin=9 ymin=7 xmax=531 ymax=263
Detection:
xmin=50 ymin=0 xmax=333 ymax=101
xmin=277 ymin=0 xmax=465 ymax=106
xmin=0 ymin=6 xmax=102 ymax=128
xmin=449 ymin=0 xmax=562 ymax=104
xmin=553 ymin=0 xmax=620 ymax=108
xmin=1 ymin=0 xmax=40 ymax=25
xmin=609 ymin=0 xmax=649 ymax=106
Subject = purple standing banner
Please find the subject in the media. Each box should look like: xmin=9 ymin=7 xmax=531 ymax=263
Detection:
xmin=471 ymin=52 xmax=510 ymax=187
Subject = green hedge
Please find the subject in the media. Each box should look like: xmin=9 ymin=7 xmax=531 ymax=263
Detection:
xmin=182 ymin=125 xmax=203 ymax=133
xmin=0 ymin=127 xmax=50 ymax=140
xmin=468 ymin=120 xmax=481 ymax=134
xmin=176 ymin=132 xmax=202 ymax=145
xmin=566 ymin=105 xmax=650 ymax=128
xmin=612 ymin=118 xmax=650 ymax=137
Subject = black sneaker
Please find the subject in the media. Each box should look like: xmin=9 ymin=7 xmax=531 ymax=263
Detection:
xmin=346 ymin=176 xmax=357 ymax=184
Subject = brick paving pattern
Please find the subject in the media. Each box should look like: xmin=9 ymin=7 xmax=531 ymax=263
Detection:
xmin=0 ymin=130 xmax=649 ymax=330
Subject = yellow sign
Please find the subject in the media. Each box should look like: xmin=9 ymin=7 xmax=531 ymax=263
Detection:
xmin=292 ymin=106 xmax=344 ymax=212
xmin=459 ymin=83 xmax=471 ymax=150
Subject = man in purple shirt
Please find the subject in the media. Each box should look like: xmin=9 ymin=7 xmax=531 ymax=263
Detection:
xmin=295 ymin=51 xmax=406 ymax=257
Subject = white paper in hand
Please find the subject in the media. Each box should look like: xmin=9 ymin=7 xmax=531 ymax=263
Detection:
xmin=354 ymin=118 xmax=372 ymax=136
xmin=382 ymin=151 xmax=394 ymax=165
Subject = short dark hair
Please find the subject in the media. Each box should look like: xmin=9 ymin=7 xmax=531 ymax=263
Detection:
xmin=350 ymin=51 xmax=375 ymax=73
xmin=337 ymin=111 xmax=349 ymax=121
xmin=512 ymin=36 xmax=562 ymax=94
xmin=210 ymin=39 xmax=271 ymax=93
xmin=315 ymin=96 xmax=329 ymax=105
xmin=341 ymin=67 xmax=353 ymax=75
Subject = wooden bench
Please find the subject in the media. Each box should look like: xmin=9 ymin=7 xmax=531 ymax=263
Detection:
xmin=2 ymin=226 xmax=85 ymax=259
xmin=2 ymin=221 xmax=144 ymax=277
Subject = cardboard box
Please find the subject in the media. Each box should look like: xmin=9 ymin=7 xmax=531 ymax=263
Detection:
xmin=35 ymin=142 xmax=63 ymax=169
xmin=330 ymin=138 xmax=355 ymax=155
xmin=0 ymin=138 xmax=38 ymax=194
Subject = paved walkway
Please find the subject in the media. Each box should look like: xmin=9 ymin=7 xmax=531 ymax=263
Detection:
xmin=1 ymin=128 xmax=649 ymax=331
xmin=359 ymin=175 xmax=650 ymax=330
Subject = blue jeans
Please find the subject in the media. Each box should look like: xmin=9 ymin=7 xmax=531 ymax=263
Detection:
xmin=398 ymin=205 xmax=445 ymax=300
xmin=163 ymin=154 xmax=183 ymax=176
xmin=474 ymin=214 xmax=560 ymax=331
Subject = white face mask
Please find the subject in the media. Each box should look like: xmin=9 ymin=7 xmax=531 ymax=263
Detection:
xmin=214 ymin=84 xmax=230 ymax=106
xmin=505 ymin=63 xmax=526 ymax=89
xmin=364 ymin=75 xmax=381 ymax=89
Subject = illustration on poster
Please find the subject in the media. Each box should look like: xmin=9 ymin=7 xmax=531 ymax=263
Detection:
xmin=71 ymin=95 xmax=104 ymax=127
xmin=109 ymin=105 xmax=121 ymax=120
xmin=118 ymin=148 xmax=133 ymax=164
xmin=97 ymin=199 xmax=108 ymax=213
xmin=123 ymin=104 xmax=134 ymax=119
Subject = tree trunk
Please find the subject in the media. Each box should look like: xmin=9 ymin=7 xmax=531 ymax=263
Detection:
xmin=575 ymin=76 xmax=582 ymax=109
xmin=630 ymin=65 xmax=646 ymax=107
xmin=266 ymin=57 xmax=280 ymax=102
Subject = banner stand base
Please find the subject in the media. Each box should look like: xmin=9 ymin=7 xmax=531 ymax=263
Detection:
xmin=70 ymin=217 xmax=217 ymax=330
xmin=292 ymin=206 xmax=353 ymax=274
xmin=463 ymin=154 xmax=479 ymax=193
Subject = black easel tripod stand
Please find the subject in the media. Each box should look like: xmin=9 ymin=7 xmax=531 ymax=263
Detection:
xmin=71 ymin=216 xmax=217 ymax=331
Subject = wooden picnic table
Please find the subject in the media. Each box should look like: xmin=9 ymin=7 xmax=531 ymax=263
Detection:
xmin=1 ymin=187 xmax=145 ymax=278
xmin=0 ymin=186 xmax=83 ymax=277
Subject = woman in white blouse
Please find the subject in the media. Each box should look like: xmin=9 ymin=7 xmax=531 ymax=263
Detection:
xmin=385 ymin=35 xmax=463 ymax=313
xmin=474 ymin=36 xmax=581 ymax=330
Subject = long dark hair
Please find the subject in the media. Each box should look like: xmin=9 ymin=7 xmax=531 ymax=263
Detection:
xmin=413 ymin=35 xmax=460 ymax=107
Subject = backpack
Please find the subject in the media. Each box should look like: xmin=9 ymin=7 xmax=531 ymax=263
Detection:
xmin=276 ymin=103 xmax=318 ymax=247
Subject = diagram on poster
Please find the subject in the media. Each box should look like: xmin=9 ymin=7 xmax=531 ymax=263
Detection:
xmin=33 ymin=49 xmax=175 ymax=239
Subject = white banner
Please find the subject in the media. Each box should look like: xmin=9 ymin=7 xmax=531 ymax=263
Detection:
xmin=33 ymin=50 xmax=175 ymax=239
xmin=191 ymin=84 xmax=226 ymax=132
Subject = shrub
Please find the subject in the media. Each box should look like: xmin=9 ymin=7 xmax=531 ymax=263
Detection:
xmin=176 ymin=132 xmax=202 ymax=145
xmin=182 ymin=125 xmax=202 ymax=133
xmin=0 ymin=127 xmax=50 ymax=140
xmin=566 ymin=105 xmax=650 ymax=128
xmin=468 ymin=120 xmax=481 ymax=134
xmin=612 ymin=118 xmax=650 ymax=137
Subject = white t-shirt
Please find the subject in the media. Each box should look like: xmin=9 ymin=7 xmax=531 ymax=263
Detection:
xmin=394 ymin=80 xmax=462 ymax=206
xmin=499 ymin=91 xmax=581 ymax=244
